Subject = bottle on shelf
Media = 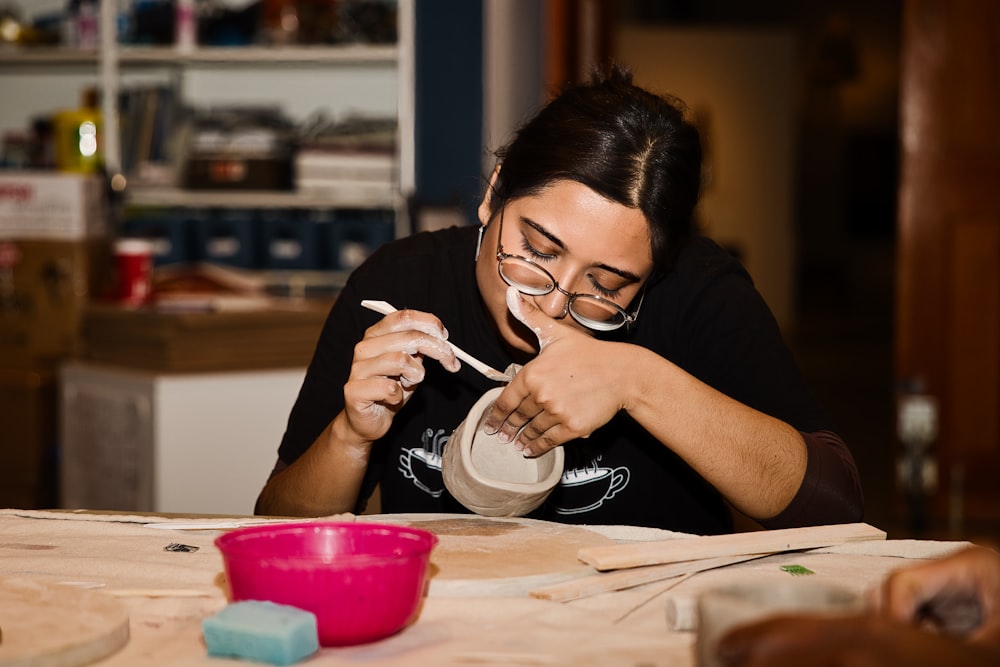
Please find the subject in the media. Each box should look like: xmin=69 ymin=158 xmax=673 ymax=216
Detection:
xmin=53 ymin=87 xmax=103 ymax=174
xmin=175 ymin=0 xmax=197 ymax=52
xmin=76 ymin=0 xmax=100 ymax=50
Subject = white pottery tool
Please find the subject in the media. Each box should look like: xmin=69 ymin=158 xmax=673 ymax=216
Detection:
xmin=361 ymin=300 xmax=513 ymax=382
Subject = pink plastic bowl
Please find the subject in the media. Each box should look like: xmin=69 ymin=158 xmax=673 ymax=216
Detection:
xmin=215 ymin=521 xmax=437 ymax=646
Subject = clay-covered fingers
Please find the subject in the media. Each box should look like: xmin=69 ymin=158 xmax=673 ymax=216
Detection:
xmin=352 ymin=337 xmax=427 ymax=389
xmin=482 ymin=399 xmax=540 ymax=447
xmin=511 ymin=418 xmax=579 ymax=457
xmin=342 ymin=308 xmax=460 ymax=443
xmin=360 ymin=308 xmax=461 ymax=378
xmin=483 ymin=386 xmax=590 ymax=457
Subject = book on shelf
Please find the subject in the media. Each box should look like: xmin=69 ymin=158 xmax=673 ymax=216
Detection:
xmin=118 ymin=84 xmax=181 ymax=180
xmin=295 ymin=149 xmax=395 ymax=184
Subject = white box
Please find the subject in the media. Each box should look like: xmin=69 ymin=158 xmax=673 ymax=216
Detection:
xmin=0 ymin=171 xmax=108 ymax=240
xmin=59 ymin=362 xmax=305 ymax=515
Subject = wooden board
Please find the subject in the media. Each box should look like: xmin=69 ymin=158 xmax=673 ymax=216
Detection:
xmin=364 ymin=514 xmax=615 ymax=596
xmin=0 ymin=576 xmax=129 ymax=667
xmin=577 ymin=522 xmax=887 ymax=571
xmin=530 ymin=553 xmax=763 ymax=602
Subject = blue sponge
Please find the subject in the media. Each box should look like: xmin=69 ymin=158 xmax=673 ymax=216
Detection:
xmin=202 ymin=600 xmax=319 ymax=665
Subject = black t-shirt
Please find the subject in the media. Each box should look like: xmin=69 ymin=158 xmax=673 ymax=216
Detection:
xmin=277 ymin=225 xmax=843 ymax=534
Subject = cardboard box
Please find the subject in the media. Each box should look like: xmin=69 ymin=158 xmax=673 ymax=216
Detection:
xmin=0 ymin=171 xmax=108 ymax=240
xmin=0 ymin=367 xmax=58 ymax=509
xmin=0 ymin=239 xmax=113 ymax=368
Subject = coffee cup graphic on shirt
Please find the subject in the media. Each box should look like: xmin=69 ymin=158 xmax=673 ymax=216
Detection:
xmin=399 ymin=447 xmax=446 ymax=498
xmin=553 ymin=464 xmax=630 ymax=515
xmin=398 ymin=428 xmax=451 ymax=498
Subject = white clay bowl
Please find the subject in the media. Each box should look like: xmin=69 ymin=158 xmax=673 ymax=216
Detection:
xmin=443 ymin=386 xmax=564 ymax=517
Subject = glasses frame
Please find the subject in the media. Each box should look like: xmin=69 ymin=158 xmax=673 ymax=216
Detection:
xmin=493 ymin=208 xmax=644 ymax=332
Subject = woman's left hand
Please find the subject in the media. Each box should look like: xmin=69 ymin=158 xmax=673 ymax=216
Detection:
xmin=483 ymin=288 xmax=636 ymax=456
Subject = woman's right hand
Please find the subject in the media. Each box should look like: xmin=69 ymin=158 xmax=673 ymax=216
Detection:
xmin=342 ymin=307 xmax=460 ymax=443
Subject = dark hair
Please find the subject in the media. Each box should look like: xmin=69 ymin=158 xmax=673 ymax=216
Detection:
xmin=487 ymin=64 xmax=702 ymax=276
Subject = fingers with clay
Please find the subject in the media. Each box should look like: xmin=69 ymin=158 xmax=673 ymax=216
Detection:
xmin=363 ymin=307 xmax=462 ymax=385
xmin=345 ymin=308 xmax=462 ymax=444
xmin=351 ymin=309 xmax=458 ymax=401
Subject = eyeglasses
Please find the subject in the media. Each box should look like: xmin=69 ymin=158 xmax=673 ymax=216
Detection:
xmin=494 ymin=209 xmax=643 ymax=332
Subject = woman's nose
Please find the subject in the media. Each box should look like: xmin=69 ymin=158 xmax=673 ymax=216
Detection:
xmin=534 ymin=289 xmax=571 ymax=320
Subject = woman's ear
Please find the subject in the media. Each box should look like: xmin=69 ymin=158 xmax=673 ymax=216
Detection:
xmin=478 ymin=164 xmax=502 ymax=226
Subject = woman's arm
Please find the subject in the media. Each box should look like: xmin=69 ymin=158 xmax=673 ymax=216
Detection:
xmin=486 ymin=290 xmax=859 ymax=524
xmin=625 ymin=345 xmax=808 ymax=519
xmin=255 ymin=412 xmax=374 ymax=517
xmin=496 ymin=340 xmax=808 ymax=520
xmin=255 ymin=308 xmax=461 ymax=517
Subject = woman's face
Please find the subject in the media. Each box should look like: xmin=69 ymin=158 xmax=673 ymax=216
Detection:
xmin=475 ymin=179 xmax=654 ymax=355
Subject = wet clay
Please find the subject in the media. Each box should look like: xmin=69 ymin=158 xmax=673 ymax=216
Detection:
xmin=442 ymin=387 xmax=563 ymax=517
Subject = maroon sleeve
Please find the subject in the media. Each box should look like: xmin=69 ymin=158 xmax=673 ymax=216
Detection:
xmin=760 ymin=430 xmax=865 ymax=529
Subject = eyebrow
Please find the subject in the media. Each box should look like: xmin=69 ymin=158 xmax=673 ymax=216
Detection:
xmin=520 ymin=216 xmax=644 ymax=283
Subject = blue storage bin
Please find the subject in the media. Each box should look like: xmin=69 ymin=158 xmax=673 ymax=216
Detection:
xmin=193 ymin=209 xmax=259 ymax=268
xmin=327 ymin=209 xmax=395 ymax=271
xmin=122 ymin=208 xmax=193 ymax=266
xmin=260 ymin=208 xmax=328 ymax=270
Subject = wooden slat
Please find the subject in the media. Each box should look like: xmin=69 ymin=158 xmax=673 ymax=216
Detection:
xmin=577 ymin=523 xmax=886 ymax=572
xmin=529 ymin=553 xmax=762 ymax=603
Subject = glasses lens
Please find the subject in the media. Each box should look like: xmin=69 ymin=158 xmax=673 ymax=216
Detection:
xmin=568 ymin=296 xmax=628 ymax=331
xmin=498 ymin=256 xmax=554 ymax=295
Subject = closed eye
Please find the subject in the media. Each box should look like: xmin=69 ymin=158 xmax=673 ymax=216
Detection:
xmin=518 ymin=219 xmax=636 ymax=301
xmin=520 ymin=237 xmax=556 ymax=262
xmin=586 ymin=276 xmax=622 ymax=299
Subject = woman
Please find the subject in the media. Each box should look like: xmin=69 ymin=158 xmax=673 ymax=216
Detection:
xmin=255 ymin=65 xmax=863 ymax=533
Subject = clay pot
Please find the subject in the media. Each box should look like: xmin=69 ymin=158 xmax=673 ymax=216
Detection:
xmin=443 ymin=386 xmax=564 ymax=517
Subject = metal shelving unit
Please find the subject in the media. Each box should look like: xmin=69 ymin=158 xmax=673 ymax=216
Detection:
xmin=0 ymin=2 xmax=414 ymax=225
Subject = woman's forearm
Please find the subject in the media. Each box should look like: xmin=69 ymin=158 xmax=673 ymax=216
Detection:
xmin=624 ymin=346 xmax=808 ymax=520
xmin=254 ymin=413 xmax=372 ymax=517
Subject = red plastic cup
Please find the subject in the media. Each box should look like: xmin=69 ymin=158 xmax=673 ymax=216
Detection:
xmin=114 ymin=238 xmax=154 ymax=306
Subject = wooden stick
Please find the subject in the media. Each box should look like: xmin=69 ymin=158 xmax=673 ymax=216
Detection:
xmin=613 ymin=571 xmax=696 ymax=624
xmin=530 ymin=553 xmax=762 ymax=603
xmin=577 ymin=522 xmax=887 ymax=572
xmin=110 ymin=588 xmax=216 ymax=598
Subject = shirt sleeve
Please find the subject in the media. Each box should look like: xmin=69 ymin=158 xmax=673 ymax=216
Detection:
xmin=759 ymin=429 xmax=865 ymax=529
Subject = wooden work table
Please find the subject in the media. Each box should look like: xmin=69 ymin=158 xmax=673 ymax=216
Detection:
xmin=0 ymin=509 xmax=971 ymax=667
